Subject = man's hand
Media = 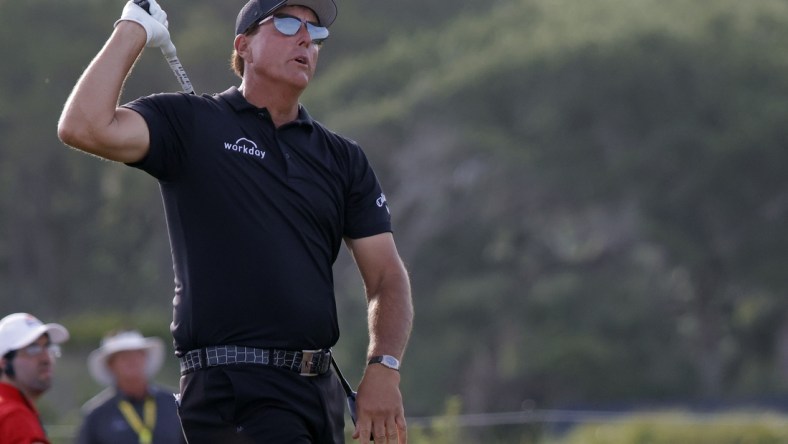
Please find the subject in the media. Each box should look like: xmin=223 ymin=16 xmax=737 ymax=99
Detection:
xmin=115 ymin=0 xmax=171 ymax=50
xmin=353 ymin=365 xmax=407 ymax=444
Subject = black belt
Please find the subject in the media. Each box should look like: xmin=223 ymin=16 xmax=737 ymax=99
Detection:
xmin=179 ymin=345 xmax=332 ymax=376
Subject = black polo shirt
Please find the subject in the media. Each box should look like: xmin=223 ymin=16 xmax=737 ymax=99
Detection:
xmin=123 ymin=87 xmax=391 ymax=353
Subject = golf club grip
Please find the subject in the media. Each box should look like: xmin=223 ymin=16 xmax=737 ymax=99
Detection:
xmin=133 ymin=0 xmax=195 ymax=94
xmin=164 ymin=53 xmax=195 ymax=94
xmin=133 ymin=0 xmax=151 ymax=14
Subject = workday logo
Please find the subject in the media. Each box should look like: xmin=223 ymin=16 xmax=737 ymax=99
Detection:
xmin=224 ymin=137 xmax=266 ymax=160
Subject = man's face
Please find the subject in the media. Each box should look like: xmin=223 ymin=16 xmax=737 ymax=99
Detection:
xmin=107 ymin=349 xmax=148 ymax=384
xmin=7 ymin=334 xmax=57 ymax=397
xmin=242 ymin=5 xmax=322 ymax=90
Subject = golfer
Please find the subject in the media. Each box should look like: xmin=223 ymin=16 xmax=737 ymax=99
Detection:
xmin=58 ymin=0 xmax=414 ymax=443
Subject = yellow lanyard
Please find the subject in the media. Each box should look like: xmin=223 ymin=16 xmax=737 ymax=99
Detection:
xmin=118 ymin=397 xmax=157 ymax=444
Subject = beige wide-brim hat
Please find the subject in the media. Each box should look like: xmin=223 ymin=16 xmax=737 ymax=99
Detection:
xmin=88 ymin=330 xmax=165 ymax=386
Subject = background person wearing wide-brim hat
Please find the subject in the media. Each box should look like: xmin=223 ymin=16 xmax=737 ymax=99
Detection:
xmin=0 ymin=312 xmax=70 ymax=444
xmin=76 ymin=330 xmax=185 ymax=444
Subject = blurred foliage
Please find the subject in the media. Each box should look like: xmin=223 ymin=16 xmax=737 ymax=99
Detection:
xmin=2 ymin=0 xmax=788 ymax=437
xmin=404 ymin=405 xmax=788 ymax=444
xmin=553 ymin=411 xmax=788 ymax=444
xmin=409 ymin=396 xmax=464 ymax=444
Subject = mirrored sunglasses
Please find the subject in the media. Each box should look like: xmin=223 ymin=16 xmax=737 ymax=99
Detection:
xmin=19 ymin=343 xmax=61 ymax=358
xmin=259 ymin=14 xmax=329 ymax=45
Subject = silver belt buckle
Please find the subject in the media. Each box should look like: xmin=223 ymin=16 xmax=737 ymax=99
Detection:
xmin=299 ymin=349 xmax=320 ymax=376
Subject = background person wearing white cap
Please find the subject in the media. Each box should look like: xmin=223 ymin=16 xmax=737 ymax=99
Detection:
xmin=58 ymin=0 xmax=414 ymax=442
xmin=76 ymin=330 xmax=185 ymax=444
xmin=0 ymin=312 xmax=70 ymax=444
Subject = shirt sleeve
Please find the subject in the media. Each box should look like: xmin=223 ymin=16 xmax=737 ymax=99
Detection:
xmin=122 ymin=93 xmax=196 ymax=181
xmin=343 ymin=141 xmax=393 ymax=239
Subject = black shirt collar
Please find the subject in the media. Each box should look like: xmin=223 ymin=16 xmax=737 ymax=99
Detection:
xmin=217 ymin=86 xmax=314 ymax=130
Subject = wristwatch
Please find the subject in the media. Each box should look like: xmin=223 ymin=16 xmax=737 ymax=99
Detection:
xmin=368 ymin=355 xmax=401 ymax=371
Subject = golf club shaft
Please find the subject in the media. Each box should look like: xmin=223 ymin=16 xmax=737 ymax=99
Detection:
xmin=133 ymin=0 xmax=195 ymax=94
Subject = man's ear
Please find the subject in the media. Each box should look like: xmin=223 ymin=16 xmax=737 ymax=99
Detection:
xmin=234 ymin=34 xmax=252 ymax=64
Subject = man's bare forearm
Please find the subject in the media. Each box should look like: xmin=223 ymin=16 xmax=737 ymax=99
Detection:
xmin=366 ymin=264 xmax=413 ymax=360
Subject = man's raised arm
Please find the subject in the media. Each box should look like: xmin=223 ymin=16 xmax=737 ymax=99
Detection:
xmin=57 ymin=1 xmax=172 ymax=163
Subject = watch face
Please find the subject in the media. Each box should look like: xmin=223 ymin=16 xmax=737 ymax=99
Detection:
xmin=382 ymin=355 xmax=400 ymax=369
xmin=369 ymin=355 xmax=400 ymax=370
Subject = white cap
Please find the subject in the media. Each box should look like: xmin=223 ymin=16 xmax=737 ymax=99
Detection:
xmin=0 ymin=313 xmax=70 ymax=357
xmin=88 ymin=330 xmax=165 ymax=386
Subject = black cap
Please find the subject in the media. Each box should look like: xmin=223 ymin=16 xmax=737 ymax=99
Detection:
xmin=235 ymin=0 xmax=338 ymax=35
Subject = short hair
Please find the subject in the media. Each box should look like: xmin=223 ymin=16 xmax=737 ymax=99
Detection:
xmin=231 ymin=49 xmax=244 ymax=78
xmin=231 ymin=20 xmax=263 ymax=79
xmin=2 ymin=350 xmax=16 ymax=376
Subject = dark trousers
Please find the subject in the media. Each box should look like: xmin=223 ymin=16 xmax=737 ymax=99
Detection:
xmin=177 ymin=364 xmax=346 ymax=443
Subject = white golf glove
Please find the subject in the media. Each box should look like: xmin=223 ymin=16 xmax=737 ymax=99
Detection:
xmin=115 ymin=0 xmax=172 ymax=51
